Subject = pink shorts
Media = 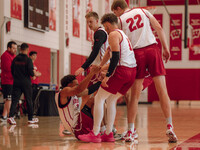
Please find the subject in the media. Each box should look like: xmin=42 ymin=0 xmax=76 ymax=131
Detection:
xmin=101 ymin=66 xmax=136 ymax=95
xmin=74 ymin=106 xmax=93 ymax=139
xmin=134 ymin=44 xmax=166 ymax=79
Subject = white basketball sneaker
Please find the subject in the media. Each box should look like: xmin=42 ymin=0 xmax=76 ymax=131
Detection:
xmin=166 ymin=124 xmax=178 ymax=143
xmin=124 ymin=130 xmax=134 ymax=142
xmin=28 ymin=118 xmax=39 ymax=124
xmin=7 ymin=117 xmax=16 ymax=125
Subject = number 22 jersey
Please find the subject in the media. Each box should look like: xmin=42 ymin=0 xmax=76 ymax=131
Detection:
xmin=119 ymin=8 xmax=157 ymax=49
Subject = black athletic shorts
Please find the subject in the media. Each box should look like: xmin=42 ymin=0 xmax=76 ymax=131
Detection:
xmin=1 ymin=84 xmax=13 ymax=100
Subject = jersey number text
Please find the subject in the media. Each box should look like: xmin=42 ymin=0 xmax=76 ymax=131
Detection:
xmin=126 ymin=14 xmax=144 ymax=32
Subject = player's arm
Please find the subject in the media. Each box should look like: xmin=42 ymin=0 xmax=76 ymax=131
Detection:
xmin=77 ymin=81 xmax=102 ymax=97
xmin=78 ymin=81 xmax=101 ymax=110
xmin=60 ymin=65 xmax=100 ymax=104
xmin=102 ymin=31 xmax=121 ymax=87
xmin=149 ymin=15 xmax=170 ymax=63
xmin=99 ymin=46 xmax=111 ymax=67
xmin=75 ymin=30 xmax=107 ymax=76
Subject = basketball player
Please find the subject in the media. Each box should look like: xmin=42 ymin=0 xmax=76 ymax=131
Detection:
xmin=111 ymin=0 xmax=177 ymax=143
xmin=78 ymin=13 xmax=137 ymax=143
xmin=75 ymin=11 xmax=109 ymax=78
xmin=55 ymin=65 xmax=102 ymax=140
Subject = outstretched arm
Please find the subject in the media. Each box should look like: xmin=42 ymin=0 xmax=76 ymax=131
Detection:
xmin=77 ymin=81 xmax=102 ymax=97
xmin=99 ymin=46 xmax=111 ymax=67
xmin=60 ymin=65 xmax=100 ymax=105
xmin=75 ymin=30 xmax=107 ymax=76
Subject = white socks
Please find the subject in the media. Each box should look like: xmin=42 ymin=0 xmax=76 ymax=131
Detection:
xmin=93 ymin=88 xmax=110 ymax=136
xmin=93 ymin=87 xmax=121 ymax=136
xmin=105 ymin=93 xmax=121 ymax=135
xmin=128 ymin=123 xmax=135 ymax=133
xmin=166 ymin=117 xmax=172 ymax=126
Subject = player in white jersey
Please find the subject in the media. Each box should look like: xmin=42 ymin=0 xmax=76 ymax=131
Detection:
xmin=75 ymin=11 xmax=109 ymax=79
xmin=111 ymin=0 xmax=177 ymax=143
xmin=78 ymin=13 xmax=137 ymax=143
xmin=55 ymin=65 xmax=101 ymax=139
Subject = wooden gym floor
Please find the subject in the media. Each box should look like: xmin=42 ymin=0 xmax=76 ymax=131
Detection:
xmin=1 ymin=103 xmax=200 ymax=150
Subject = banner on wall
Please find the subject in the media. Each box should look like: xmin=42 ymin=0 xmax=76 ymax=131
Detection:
xmin=105 ymin=0 xmax=109 ymax=13
xmin=125 ymin=0 xmax=129 ymax=6
xmin=169 ymin=14 xmax=182 ymax=60
xmin=49 ymin=0 xmax=56 ymax=31
xmin=152 ymin=14 xmax=163 ymax=53
xmin=11 ymin=0 xmax=22 ymax=20
xmin=189 ymin=13 xmax=200 ymax=60
xmin=86 ymin=0 xmax=93 ymax=41
xmin=147 ymin=0 xmax=198 ymax=6
xmin=72 ymin=0 xmax=80 ymax=37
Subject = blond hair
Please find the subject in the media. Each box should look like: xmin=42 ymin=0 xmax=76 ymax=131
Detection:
xmin=85 ymin=11 xmax=99 ymax=20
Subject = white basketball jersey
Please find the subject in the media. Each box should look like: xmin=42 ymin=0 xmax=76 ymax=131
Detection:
xmin=92 ymin=27 xmax=109 ymax=65
xmin=119 ymin=8 xmax=157 ymax=49
xmin=115 ymin=29 xmax=137 ymax=68
xmin=55 ymin=93 xmax=82 ymax=133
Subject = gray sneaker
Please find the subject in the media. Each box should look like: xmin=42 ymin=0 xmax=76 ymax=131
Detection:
xmin=0 ymin=116 xmax=7 ymax=122
xmin=62 ymin=129 xmax=71 ymax=135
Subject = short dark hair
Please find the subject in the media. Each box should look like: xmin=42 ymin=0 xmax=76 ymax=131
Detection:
xmin=111 ymin=0 xmax=128 ymax=11
xmin=85 ymin=11 xmax=99 ymax=20
xmin=7 ymin=41 xmax=17 ymax=49
xmin=20 ymin=43 xmax=29 ymax=51
xmin=101 ymin=13 xmax=118 ymax=25
xmin=29 ymin=51 xmax=37 ymax=56
xmin=61 ymin=75 xmax=76 ymax=88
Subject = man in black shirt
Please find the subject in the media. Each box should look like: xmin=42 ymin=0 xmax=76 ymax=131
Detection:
xmin=75 ymin=11 xmax=109 ymax=76
xmin=7 ymin=43 xmax=38 ymax=125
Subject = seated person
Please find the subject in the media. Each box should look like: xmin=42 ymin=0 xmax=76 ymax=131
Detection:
xmin=55 ymin=65 xmax=102 ymax=139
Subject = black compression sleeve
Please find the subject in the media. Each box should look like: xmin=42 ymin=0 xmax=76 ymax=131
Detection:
xmin=106 ymin=51 xmax=120 ymax=77
xmin=81 ymin=30 xmax=107 ymax=70
xmin=88 ymin=81 xmax=101 ymax=95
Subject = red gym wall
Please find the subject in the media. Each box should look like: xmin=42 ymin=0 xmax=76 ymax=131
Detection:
xmin=28 ymin=44 xmax=51 ymax=84
xmin=148 ymin=69 xmax=200 ymax=102
xmin=70 ymin=53 xmax=87 ymax=82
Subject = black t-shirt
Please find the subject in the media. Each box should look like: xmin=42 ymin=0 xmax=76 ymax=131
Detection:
xmin=11 ymin=53 xmax=34 ymax=84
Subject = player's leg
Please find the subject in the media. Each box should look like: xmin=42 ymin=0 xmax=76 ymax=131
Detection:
xmin=101 ymin=92 xmax=122 ymax=142
xmin=8 ymin=86 xmax=22 ymax=125
xmin=123 ymin=78 xmax=143 ymax=142
xmin=93 ymin=87 xmax=111 ymax=135
xmin=2 ymin=100 xmax=11 ymax=118
xmin=78 ymin=87 xmax=111 ymax=142
xmin=1 ymin=85 xmax=12 ymax=121
xmin=23 ymin=84 xmax=38 ymax=124
xmin=153 ymin=75 xmax=171 ymax=118
xmin=123 ymin=48 xmax=146 ymax=141
xmin=153 ymin=75 xmax=177 ymax=143
xmin=100 ymin=102 xmax=107 ymax=134
xmin=147 ymin=45 xmax=177 ymax=143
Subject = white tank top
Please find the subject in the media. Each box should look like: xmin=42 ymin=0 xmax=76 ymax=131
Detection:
xmin=119 ymin=8 xmax=157 ymax=49
xmin=93 ymin=27 xmax=109 ymax=65
xmin=55 ymin=93 xmax=82 ymax=133
xmin=114 ymin=29 xmax=137 ymax=68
